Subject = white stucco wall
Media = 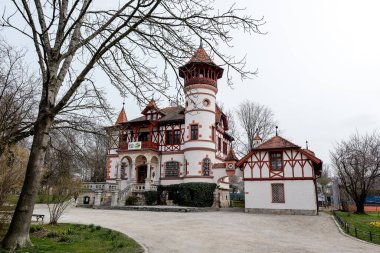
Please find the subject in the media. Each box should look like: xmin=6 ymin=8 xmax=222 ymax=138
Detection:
xmin=244 ymin=180 xmax=317 ymax=211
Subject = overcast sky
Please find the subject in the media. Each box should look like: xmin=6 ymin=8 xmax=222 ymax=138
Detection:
xmin=2 ymin=0 xmax=380 ymax=165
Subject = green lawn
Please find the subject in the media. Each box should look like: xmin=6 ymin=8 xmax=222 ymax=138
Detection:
xmin=0 ymin=224 xmax=144 ymax=253
xmin=335 ymin=211 xmax=380 ymax=244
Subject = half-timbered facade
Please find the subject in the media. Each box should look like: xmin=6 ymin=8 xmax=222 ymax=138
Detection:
xmin=94 ymin=44 xmax=236 ymax=206
xmin=236 ymin=135 xmax=322 ymax=215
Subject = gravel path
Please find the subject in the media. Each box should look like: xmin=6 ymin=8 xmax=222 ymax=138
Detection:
xmin=33 ymin=205 xmax=380 ymax=253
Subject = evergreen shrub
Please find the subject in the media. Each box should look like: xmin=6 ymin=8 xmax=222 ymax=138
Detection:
xmin=157 ymin=183 xmax=217 ymax=207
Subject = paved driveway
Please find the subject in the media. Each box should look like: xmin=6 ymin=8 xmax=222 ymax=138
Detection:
xmin=34 ymin=205 xmax=379 ymax=253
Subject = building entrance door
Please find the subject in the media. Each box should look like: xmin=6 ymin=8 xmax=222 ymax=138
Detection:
xmin=137 ymin=165 xmax=147 ymax=183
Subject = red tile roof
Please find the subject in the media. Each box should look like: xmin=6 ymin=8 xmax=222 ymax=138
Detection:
xmin=187 ymin=47 xmax=215 ymax=65
xmin=255 ymin=136 xmax=300 ymax=150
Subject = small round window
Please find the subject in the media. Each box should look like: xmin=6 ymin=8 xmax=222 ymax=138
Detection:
xmin=203 ymin=99 xmax=210 ymax=107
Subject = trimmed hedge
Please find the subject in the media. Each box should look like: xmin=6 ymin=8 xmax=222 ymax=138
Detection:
xmin=143 ymin=191 xmax=158 ymax=206
xmin=157 ymin=182 xmax=217 ymax=207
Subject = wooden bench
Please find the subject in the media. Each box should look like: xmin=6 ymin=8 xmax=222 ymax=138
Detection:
xmin=32 ymin=214 xmax=45 ymax=223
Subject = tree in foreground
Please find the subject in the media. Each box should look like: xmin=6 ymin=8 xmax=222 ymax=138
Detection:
xmin=1 ymin=0 xmax=264 ymax=249
xmin=330 ymin=132 xmax=380 ymax=214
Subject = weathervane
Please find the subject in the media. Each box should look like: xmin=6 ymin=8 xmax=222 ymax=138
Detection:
xmin=275 ymin=126 xmax=278 ymax=136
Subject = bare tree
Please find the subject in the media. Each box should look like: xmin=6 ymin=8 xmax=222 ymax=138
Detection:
xmin=1 ymin=0 xmax=264 ymax=249
xmin=0 ymin=40 xmax=38 ymax=157
xmin=330 ymin=132 xmax=380 ymax=214
xmin=40 ymin=129 xmax=82 ymax=224
xmin=235 ymin=100 xmax=277 ymax=154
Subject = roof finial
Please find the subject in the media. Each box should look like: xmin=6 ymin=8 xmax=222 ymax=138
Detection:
xmin=275 ymin=126 xmax=278 ymax=136
xmin=199 ymin=38 xmax=203 ymax=49
xmin=122 ymin=96 xmax=125 ymax=110
xmin=306 ymin=140 xmax=309 ymax=149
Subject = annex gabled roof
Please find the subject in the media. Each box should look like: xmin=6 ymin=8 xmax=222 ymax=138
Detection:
xmin=115 ymin=107 xmax=127 ymax=125
xmin=255 ymin=136 xmax=300 ymax=150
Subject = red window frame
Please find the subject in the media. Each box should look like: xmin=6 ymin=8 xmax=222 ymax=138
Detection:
xmin=269 ymin=151 xmax=283 ymax=171
xmin=166 ymin=129 xmax=181 ymax=145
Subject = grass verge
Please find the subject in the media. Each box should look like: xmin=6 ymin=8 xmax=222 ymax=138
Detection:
xmin=335 ymin=211 xmax=380 ymax=244
xmin=0 ymin=223 xmax=144 ymax=253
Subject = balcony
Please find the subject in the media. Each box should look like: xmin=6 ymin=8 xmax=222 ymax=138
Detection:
xmin=119 ymin=141 xmax=159 ymax=151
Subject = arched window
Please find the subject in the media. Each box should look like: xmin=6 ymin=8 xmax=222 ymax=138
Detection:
xmin=165 ymin=161 xmax=180 ymax=177
xmin=202 ymin=158 xmax=211 ymax=176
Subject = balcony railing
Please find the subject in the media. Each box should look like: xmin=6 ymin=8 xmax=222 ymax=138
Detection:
xmin=119 ymin=141 xmax=159 ymax=151
xmin=82 ymin=182 xmax=117 ymax=191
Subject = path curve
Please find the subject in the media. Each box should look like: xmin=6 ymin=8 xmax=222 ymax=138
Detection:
xmin=33 ymin=205 xmax=380 ymax=253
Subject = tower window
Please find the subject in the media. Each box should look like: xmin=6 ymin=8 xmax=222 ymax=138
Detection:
xmin=202 ymin=158 xmax=211 ymax=176
xmin=190 ymin=125 xmax=198 ymax=140
xmin=218 ymin=137 xmax=222 ymax=151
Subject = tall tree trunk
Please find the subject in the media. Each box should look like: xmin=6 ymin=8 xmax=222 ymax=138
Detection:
xmin=2 ymin=115 xmax=53 ymax=250
xmin=354 ymin=198 xmax=365 ymax=214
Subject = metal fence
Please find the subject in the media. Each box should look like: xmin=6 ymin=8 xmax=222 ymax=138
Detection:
xmin=333 ymin=211 xmax=380 ymax=244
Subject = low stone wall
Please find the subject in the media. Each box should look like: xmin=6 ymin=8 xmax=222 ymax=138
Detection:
xmin=245 ymin=208 xmax=317 ymax=216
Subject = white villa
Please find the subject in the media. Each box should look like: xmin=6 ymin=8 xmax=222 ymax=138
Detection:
xmin=78 ymin=44 xmax=239 ymax=207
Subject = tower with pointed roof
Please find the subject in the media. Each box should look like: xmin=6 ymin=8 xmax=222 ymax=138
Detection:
xmin=179 ymin=43 xmax=226 ymax=181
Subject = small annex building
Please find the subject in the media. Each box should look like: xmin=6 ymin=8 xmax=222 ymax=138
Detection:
xmin=236 ymin=135 xmax=322 ymax=215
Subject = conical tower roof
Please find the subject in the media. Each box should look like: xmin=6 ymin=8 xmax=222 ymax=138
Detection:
xmin=115 ymin=106 xmax=127 ymax=125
